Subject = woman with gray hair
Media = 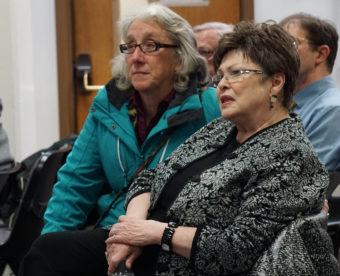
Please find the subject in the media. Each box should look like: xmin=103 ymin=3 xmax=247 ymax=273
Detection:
xmin=19 ymin=3 xmax=220 ymax=276
xmin=194 ymin=21 xmax=234 ymax=76
xmin=114 ymin=6 xmax=210 ymax=91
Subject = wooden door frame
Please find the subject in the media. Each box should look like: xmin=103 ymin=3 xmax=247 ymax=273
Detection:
xmin=55 ymin=0 xmax=254 ymax=138
xmin=55 ymin=0 xmax=76 ymax=138
xmin=240 ymin=0 xmax=254 ymax=21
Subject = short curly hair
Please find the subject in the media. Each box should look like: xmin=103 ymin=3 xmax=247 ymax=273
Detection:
xmin=214 ymin=21 xmax=300 ymax=109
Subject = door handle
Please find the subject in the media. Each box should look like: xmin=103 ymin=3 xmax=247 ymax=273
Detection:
xmin=75 ymin=53 xmax=104 ymax=93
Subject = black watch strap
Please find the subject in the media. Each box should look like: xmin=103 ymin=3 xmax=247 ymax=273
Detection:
xmin=161 ymin=222 xmax=178 ymax=252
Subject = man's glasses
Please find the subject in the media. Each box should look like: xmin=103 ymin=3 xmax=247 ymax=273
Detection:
xmin=211 ymin=69 xmax=264 ymax=87
xmin=198 ymin=49 xmax=214 ymax=59
xmin=292 ymin=37 xmax=310 ymax=48
xmin=120 ymin=41 xmax=178 ymax=54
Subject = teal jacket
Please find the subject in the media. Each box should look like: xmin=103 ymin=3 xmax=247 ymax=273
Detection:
xmin=42 ymin=77 xmax=220 ymax=233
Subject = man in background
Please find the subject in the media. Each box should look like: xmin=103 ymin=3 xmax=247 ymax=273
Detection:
xmin=281 ymin=13 xmax=340 ymax=171
xmin=194 ymin=21 xmax=234 ymax=77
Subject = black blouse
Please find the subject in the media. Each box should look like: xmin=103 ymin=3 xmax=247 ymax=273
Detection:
xmin=133 ymin=130 xmax=240 ymax=275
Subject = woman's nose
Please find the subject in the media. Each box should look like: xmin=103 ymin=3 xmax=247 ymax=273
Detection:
xmin=217 ymin=77 xmax=231 ymax=90
xmin=131 ymin=46 xmax=145 ymax=61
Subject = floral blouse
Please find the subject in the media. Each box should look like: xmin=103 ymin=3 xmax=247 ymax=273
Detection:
xmin=125 ymin=114 xmax=328 ymax=275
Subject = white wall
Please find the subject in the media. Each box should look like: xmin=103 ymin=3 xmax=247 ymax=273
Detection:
xmin=1 ymin=0 xmax=339 ymax=161
xmin=114 ymin=0 xmax=149 ymax=48
xmin=120 ymin=0 xmax=149 ymax=16
xmin=0 ymin=0 xmax=59 ymax=161
xmin=0 ymin=0 xmax=15 ymax=158
xmin=254 ymin=0 xmax=340 ymax=89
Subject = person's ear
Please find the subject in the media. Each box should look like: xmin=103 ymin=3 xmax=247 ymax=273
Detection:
xmin=315 ymin=45 xmax=330 ymax=66
xmin=271 ymin=72 xmax=285 ymax=95
xmin=175 ymin=64 xmax=180 ymax=72
xmin=174 ymin=61 xmax=181 ymax=73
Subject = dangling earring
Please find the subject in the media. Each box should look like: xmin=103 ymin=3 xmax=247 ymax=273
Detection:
xmin=270 ymin=95 xmax=278 ymax=109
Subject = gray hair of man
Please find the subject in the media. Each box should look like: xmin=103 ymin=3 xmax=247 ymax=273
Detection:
xmin=193 ymin=21 xmax=235 ymax=37
xmin=111 ymin=3 xmax=209 ymax=92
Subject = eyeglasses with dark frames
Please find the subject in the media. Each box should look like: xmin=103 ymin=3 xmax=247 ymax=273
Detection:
xmin=211 ymin=69 xmax=264 ymax=87
xmin=120 ymin=41 xmax=178 ymax=54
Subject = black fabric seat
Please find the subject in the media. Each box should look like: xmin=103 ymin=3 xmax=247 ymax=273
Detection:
xmin=0 ymin=162 xmax=22 ymax=228
xmin=0 ymin=146 xmax=71 ymax=275
xmin=327 ymin=171 xmax=340 ymax=260
xmin=0 ymin=163 xmax=21 ymax=190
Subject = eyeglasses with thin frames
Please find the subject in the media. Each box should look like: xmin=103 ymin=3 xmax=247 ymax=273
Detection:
xmin=293 ymin=37 xmax=310 ymax=48
xmin=211 ymin=69 xmax=264 ymax=87
xmin=198 ymin=48 xmax=214 ymax=59
xmin=120 ymin=41 xmax=178 ymax=54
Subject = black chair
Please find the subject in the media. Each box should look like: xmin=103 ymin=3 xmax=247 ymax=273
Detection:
xmin=0 ymin=162 xmax=22 ymax=208
xmin=0 ymin=163 xmax=21 ymax=188
xmin=326 ymin=171 xmax=340 ymax=260
xmin=0 ymin=163 xmax=22 ymax=231
xmin=0 ymin=146 xmax=71 ymax=275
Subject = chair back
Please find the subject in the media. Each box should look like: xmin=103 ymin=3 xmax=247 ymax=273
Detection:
xmin=326 ymin=171 xmax=340 ymax=260
xmin=250 ymin=212 xmax=340 ymax=275
xmin=0 ymin=162 xmax=22 ymax=208
xmin=326 ymin=171 xmax=340 ymax=199
xmin=0 ymin=146 xmax=71 ymax=274
xmin=327 ymin=171 xmax=340 ymax=226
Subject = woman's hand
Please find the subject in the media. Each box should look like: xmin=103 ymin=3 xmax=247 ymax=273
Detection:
xmin=323 ymin=199 xmax=329 ymax=213
xmin=105 ymin=242 xmax=142 ymax=275
xmin=107 ymin=215 xmax=198 ymax=263
xmin=106 ymin=215 xmax=166 ymax=247
xmin=105 ymin=216 xmax=166 ymax=275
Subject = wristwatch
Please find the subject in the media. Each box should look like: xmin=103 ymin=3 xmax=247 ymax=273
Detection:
xmin=161 ymin=221 xmax=178 ymax=252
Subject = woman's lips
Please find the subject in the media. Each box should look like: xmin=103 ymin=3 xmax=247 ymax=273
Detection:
xmin=133 ymin=71 xmax=147 ymax=75
xmin=132 ymin=71 xmax=148 ymax=80
xmin=220 ymin=95 xmax=234 ymax=106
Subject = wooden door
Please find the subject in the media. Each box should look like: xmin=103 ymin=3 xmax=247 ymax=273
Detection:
xmin=166 ymin=0 xmax=240 ymax=26
xmin=56 ymin=0 xmax=253 ymax=137
xmin=56 ymin=0 xmax=116 ymax=135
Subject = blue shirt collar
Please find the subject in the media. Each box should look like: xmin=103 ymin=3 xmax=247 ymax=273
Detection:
xmin=293 ymin=75 xmax=336 ymax=107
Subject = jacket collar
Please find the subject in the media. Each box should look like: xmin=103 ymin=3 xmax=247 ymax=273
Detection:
xmin=105 ymin=74 xmax=201 ymax=111
xmin=105 ymin=78 xmax=133 ymax=110
xmin=293 ymin=75 xmax=335 ymax=108
xmin=173 ymin=115 xmax=304 ymax=167
xmin=105 ymin=75 xmax=205 ymax=129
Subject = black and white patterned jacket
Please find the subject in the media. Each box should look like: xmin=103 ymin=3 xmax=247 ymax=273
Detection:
xmin=126 ymin=114 xmax=329 ymax=275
